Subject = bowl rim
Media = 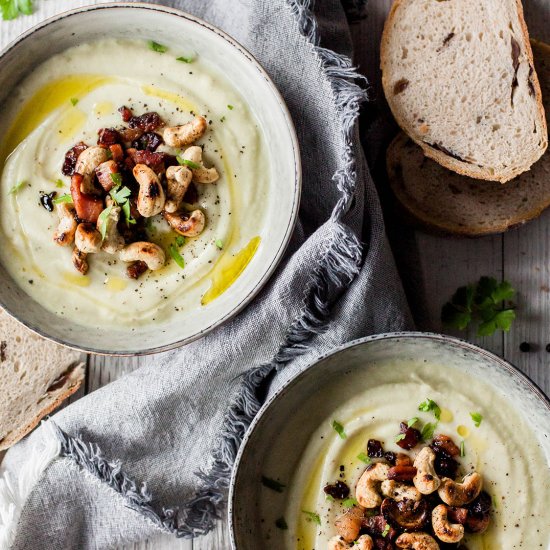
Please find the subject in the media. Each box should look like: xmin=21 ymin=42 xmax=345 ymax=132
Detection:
xmin=0 ymin=2 xmax=302 ymax=356
xmin=228 ymin=330 xmax=550 ymax=548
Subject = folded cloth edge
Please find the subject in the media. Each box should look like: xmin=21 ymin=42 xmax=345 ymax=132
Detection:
xmin=0 ymin=0 xmax=370 ymax=543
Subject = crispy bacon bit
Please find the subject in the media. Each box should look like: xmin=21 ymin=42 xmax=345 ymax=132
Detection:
xmin=128 ymin=149 xmax=166 ymax=172
xmin=109 ymin=143 xmax=124 ymax=163
xmin=384 ymin=452 xmax=397 ymax=465
xmin=387 ymin=465 xmax=417 ymax=482
xmin=367 ymin=439 xmax=384 ymax=458
xmin=128 ymin=111 xmax=163 ymax=132
xmin=118 ymin=105 xmax=133 ymax=122
xmin=119 ymin=127 xmax=144 ymax=143
xmin=132 ymin=132 xmax=163 ymax=151
xmin=323 ymin=481 xmax=350 ymax=500
xmin=97 ymin=127 xmax=121 ymax=147
xmin=431 ymin=434 xmax=461 ymax=457
xmin=183 ymin=181 xmax=198 ymax=204
xmin=434 ymin=452 xmax=459 ymax=479
xmin=71 ymin=174 xmax=104 ymax=223
xmin=396 ymin=422 xmax=421 ymax=450
xmin=95 ymin=160 xmax=119 ymax=192
xmin=395 ymin=453 xmax=413 ymax=467
xmin=362 ymin=515 xmax=397 ymax=540
xmin=127 ymin=260 xmax=148 ymax=279
xmin=62 ymin=142 xmax=88 ymax=176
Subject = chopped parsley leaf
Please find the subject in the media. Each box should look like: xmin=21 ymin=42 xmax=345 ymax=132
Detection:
xmin=342 ymin=497 xmax=359 ymax=508
xmin=227 ymin=104 xmax=234 ymax=110
xmin=407 ymin=417 xmax=419 ymax=428
xmin=110 ymin=172 xmax=123 ymax=187
xmin=70 ymin=97 xmax=79 ymax=106
xmin=470 ymin=412 xmax=483 ymax=427
xmin=98 ymin=205 xmax=113 ymax=240
xmin=8 ymin=180 xmax=26 ymax=195
xmin=394 ymin=433 xmax=406 ymax=442
xmin=261 ymin=476 xmax=285 ymax=493
xmin=169 ymin=244 xmax=185 ymax=269
xmin=331 ymin=420 xmax=346 ymax=439
xmin=421 ymin=422 xmax=437 ymax=441
xmin=357 ymin=452 xmax=371 ymax=464
xmin=176 ymin=55 xmax=194 ymax=63
xmin=215 ymin=239 xmax=224 ymax=250
xmin=148 ymin=40 xmax=167 ymax=53
xmin=382 ymin=524 xmax=390 ymax=537
xmin=176 ymin=156 xmax=201 ymax=169
xmin=175 ymin=235 xmax=186 ymax=247
xmin=55 ymin=179 xmax=64 ymax=188
xmin=418 ymin=398 xmax=441 ymax=420
xmin=121 ymin=200 xmax=136 ymax=226
xmin=325 ymin=494 xmax=334 ymax=502
xmin=460 ymin=440 xmax=466 ymax=457
xmin=302 ymin=510 xmax=321 ymax=525
xmin=52 ymin=193 xmax=73 ymax=204
xmin=275 ymin=517 xmax=288 ymax=530
xmin=1 ymin=0 xmax=33 ymax=21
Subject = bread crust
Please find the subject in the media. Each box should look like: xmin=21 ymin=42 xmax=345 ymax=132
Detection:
xmin=380 ymin=0 xmax=548 ymax=183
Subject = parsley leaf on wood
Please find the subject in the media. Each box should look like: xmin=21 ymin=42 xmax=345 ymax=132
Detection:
xmin=441 ymin=277 xmax=516 ymax=336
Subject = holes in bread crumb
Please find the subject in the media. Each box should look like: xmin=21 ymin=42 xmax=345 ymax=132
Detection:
xmin=476 ymin=116 xmax=482 ymax=124
xmin=465 ymin=32 xmax=472 ymax=42
xmin=499 ymin=30 xmax=504 ymax=39
xmin=15 ymin=336 xmax=21 ymax=343
xmin=492 ymin=124 xmax=501 ymax=132
xmin=19 ymin=371 xmax=26 ymax=380
xmin=479 ymin=32 xmax=484 ymax=40
xmin=401 ymin=47 xmax=408 ymax=59
xmin=13 ymin=361 xmax=19 ymax=373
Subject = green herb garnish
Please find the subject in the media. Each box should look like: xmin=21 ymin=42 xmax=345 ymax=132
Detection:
xmin=442 ymin=277 xmax=516 ymax=336
xmin=421 ymin=422 xmax=437 ymax=441
xmin=331 ymin=420 xmax=346 ymax=439
xmin=70 ymin=97 xmax=79 ymax=106
xmin=357 ymin=452 xmax=371 ymax=464
xmin=381 ymin=524 xmax=390 ymax=537
xmin=1 ymin=0 xmax=33 ymax=21
xmin=325 ymin=494 xmax=334 ymax=502
xmin=227 ymin=104 xmax=234 ymax=110
xmin=302 ymin=510 xmax=321 ymax=525
xmin=53 ymin=193 xmax=72 ymax=204
xmin=407 ymin=417 xmax=419 ymax=428
xmin=470 ymin=412 xmax=483 ymax=427
xmin=176 ymin=156 xmax=201 ymax=170
xmin=110 ymin=184 xmax=130 ymax=204
xmin=342 ymin=497 xmax=359 ymax=508
xmin=418 ymin=398 xmax=441 ymax=420
xmin=275 ymin=517 xmax=288 ymax=530
xmin=176 ymin=55 xmax=194 ymax=63
xmin=394 ymin=433 xmax=406 ymax=443
xmin=121 ymin=200 xmax=136 ymax=226
xmin=220 ymin=116 xmax=226 ymax=123
xmin=460 ymin=440 xmax=466 ymax=457
xmin=110 ymin=172 xmax=123 ymax=187
xmin=98 ymin=205 xmax=113 ymax=240
xmin=55 ymin=179 xmax=64 ymax=188
xmin=169 ymin=244 xmax=185 ymax=269
xmin=215 ymin=239 xmax=224 ymax=250
xmin=148 ymin=40 xmax=167 ymax=53
xmin=492 ymin=495 xmax=499 ymax=509
xmin=175 ymin=235 xmax=186 ymax=247
xmin=8 ymin=180 xmax=26 ymax=195
xmin=261 ymin=476 xmax=285 ymax=493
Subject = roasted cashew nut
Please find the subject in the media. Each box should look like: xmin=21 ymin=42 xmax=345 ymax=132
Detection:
xmin=163 ymin=115 xmax=207 ymax=147
xmin=97 ymin=203 xmax=124 ymax=254
xmin=395 ymin=532 xmax=440 ymax=550
xmin=165 ymin=165 xmax=192 ymax=213
xmin=163 ymin=209 xmax=206 ymax=237
xmin=119 ymin=242 xmax=165 ymax=271
xmin=75 ymin=146 xmax=109 ymax=195
xmin=53 ymin=203 xmax=77 ymax=246
xmin=432 ymin=504 xmax=464 ymax=543
xmin=438 ymin=472 xmax=482 ymax=506
xmin=72 ymin=247 xmax=88 ymax=275
xmin=413 ymin=447 xmax=441 ymax=495
xmin=328 ymin=535 xmax=373 ymax=550
xmin=381 ymin=480 xmax=422 ymax=502
xmin=182 ymin=145 xmax=220 ymax=183
xmin=355 ymin=535 xmax=374 ymax=550
xmin=356 ymin=463 xmax=389 ymax=508
xmin=328 ymin=536 xmax=351 ymax=550
xmin=75 ymin=223 xmax=102 ymax=253
xmin=133 ymin=163 xmax=166 ymax=217
xmin=334 ymin=506 xmax=363 ymax=542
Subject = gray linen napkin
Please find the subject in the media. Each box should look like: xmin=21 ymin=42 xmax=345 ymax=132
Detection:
xmin=0 ymin=0 xmax=411 ymax=547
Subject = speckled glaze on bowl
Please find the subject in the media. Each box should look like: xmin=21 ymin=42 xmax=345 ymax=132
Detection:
xmin=0 ymin=3 xmax=301 ymax=355
xmin=228 ymin=332 xmax=550 ymax=549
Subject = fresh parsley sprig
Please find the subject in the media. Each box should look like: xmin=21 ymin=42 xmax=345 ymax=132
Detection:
xmin=441 ymin=277 xmax=516 ymax=336
xmin=1 ymin=0 xmax=33 ymax=21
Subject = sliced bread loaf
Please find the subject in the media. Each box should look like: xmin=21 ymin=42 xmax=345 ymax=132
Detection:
xmin=386 ymin=39 xmax=550 ymax=236
xmin=0 ymin=309 xmax=84 ymax=450
xmin=381 ymin=0 xmax=548 ymax=183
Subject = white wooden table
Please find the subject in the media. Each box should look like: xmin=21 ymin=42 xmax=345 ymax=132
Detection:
xmin=3 ymin=1 xmax=550 ymax=548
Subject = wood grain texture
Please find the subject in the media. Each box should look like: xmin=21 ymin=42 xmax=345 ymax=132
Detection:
xmin=2 ymin=1 xmax=550 ymax=549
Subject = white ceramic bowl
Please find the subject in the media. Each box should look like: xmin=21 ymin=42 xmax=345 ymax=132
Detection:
xmin=0 ymin=3 xmax=300 ymax=355
xmin=229 ymin=332 xmax=550 ymax=548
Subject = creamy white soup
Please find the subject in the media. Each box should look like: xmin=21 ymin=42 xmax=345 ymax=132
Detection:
xmin=0 ymin=39 xmax=270 ymax=328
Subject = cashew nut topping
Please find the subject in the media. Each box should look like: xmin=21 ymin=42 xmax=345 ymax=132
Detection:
xmin=53 ymin=203 xmax=77 ymax=246
xmin=381 ymin=480 xmax=422 ymax=502
xmin=133 ymin=163 xmax=166 ymax=217
xmin=328 ymin=536 xmax=351 ymax=550
xmin=119 ymin=242 xmax=165 ymax=271
xmin=438 ymin=472 xmax=482 ymax=506
xmin=97 ymin=203 xmax=124 ymax=254
xmin=165 ymin=165 xmax=192 ymax=213
xmin=72 ymin=247 xmax=88 ymax=275
xmin=356 ymin=463 xmax=390 ymax=508
xmin=327 ymin=534 xmax=373 ymax=550
xmin=355 ymin=535 xmax=374 ymax=550
xmin=163 ymin=209 xmax=206 ymax=237
xmin=163 ymin=115 xmax=207 ymax=147
xmin=75 ymin=146 xmax=109 ymax=195
xmin=413 ymin=447 xmax=441 ymax=495
xmin=334 ymin=506 xmax=363 ymax=542
xmin=75 ymin=223 xmax=102 ymax=253
xmin=395 ymin=532 xmax=440 ymax=550
xmin=431 ymin=504 xmax=464 ymax=543
xmin=182 ymin=145 xmax=220 ymax=183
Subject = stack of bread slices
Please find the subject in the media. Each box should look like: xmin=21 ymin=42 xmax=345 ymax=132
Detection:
xmin=381 ymin=0 xmax=549 ymax=236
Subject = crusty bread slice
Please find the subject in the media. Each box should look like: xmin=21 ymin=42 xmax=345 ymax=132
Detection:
xmin=381 ymin=0 xmax=548 ymax=183
xmin=386 ymin=40 xmax=550 ymax=236
xmin=0 ymin=309 xmax=84 ymax=450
